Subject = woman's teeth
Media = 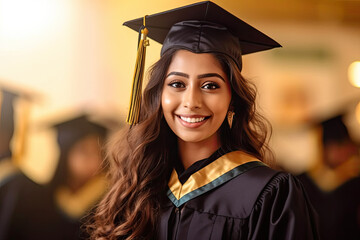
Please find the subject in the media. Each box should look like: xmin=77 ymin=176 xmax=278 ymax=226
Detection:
xmin=180 ymin=116 xmax=205 ymax=123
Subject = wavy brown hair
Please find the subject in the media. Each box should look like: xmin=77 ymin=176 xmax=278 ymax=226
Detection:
xmin=87 ymin=48 xmax=273 ymax=239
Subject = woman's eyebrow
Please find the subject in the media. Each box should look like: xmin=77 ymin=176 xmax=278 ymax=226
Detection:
xmin=166 ymin=72 xmax=225 ymax=82
xmin=198 ymin=73 xmax=225 ymax=82
xmin=166 ymin=72 xmax=189 ymax=78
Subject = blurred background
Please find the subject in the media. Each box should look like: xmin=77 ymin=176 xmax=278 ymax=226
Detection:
xmin=1 ymin=0 xmax=359 ymax=182
xmin=0 ymin=0 xmax=359 ymax=239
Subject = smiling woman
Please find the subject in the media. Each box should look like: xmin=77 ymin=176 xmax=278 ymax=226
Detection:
xmin=88 ymin=2 xmax=320 ymax=240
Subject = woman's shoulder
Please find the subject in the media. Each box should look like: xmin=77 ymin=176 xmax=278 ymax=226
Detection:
xmin=206 ymin=164 xmax=305 ymax=217
xmin=259 ymin=170 xmax=305 ymax=195
xmin=184 ymin=163 xmax=281 ymax=218
xmin=253 ymin=169 xmax=312 ymax=211
xmin=227 ymin=164 xmax=295 ymax=210
xmin=248 ymin=170 xmax=320 ymax=239
xmin=228 ymin=157 xmax=303 ymax=199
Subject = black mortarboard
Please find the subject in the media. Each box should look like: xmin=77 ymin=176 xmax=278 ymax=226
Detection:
xmin=124 ymin=1 xmax=281 ymax=65
xmin=321 ymin=115 xmax=351 ymax=144
xmin=53 ymin=115 xmax=108 ymax=151
xmin=123 ymin=1 xmax=281 ymax=125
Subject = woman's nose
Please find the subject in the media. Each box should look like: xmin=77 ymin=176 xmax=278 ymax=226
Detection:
xmin=183 ymin=86 xmax=202 ymax=109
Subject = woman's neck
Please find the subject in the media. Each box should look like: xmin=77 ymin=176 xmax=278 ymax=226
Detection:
xmin=178 ymin=136 xmax=220 ymax=170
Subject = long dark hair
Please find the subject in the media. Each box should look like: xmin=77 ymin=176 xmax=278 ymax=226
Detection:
xmin=88 ymin=48 xmax=273 ymax=239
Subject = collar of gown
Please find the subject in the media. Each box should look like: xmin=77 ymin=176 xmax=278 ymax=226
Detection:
xmin=174 ymin=148 xmax=229 ymax=185
xmin=168 ymin=151 xmax=265 ymax=207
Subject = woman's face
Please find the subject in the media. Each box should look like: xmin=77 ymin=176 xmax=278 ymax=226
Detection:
xmin=161 ymin=50 xmax=232 ymax=145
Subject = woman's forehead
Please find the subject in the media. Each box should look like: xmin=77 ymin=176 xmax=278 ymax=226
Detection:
xmin=167 ymin=50 xmax=225 ymax=73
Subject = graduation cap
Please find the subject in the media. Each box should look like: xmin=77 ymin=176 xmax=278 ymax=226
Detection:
xmin=0 ymin=86 xmax=35 ymax=163
xmin=53 ymin=115 xmax=108 ymax=151
xmin=123 ymin=1 xmax=281 ymax=125
xmin=321 ymin=115 xmax=351 ymax=144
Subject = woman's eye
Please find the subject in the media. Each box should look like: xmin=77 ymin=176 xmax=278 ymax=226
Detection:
xmin=202 ymin=82 xmax=220 ymax=90
xmin=168 ymin=81 xmax=185 ymax=88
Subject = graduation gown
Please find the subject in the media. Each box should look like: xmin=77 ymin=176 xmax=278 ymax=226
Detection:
xmin=0 ymin=152 xmax=106 ymax=240
xmin=4 ymin=174 xmax=107 ymax=240
xmin=0 ymin=159 xmax=46 ymax=240
xmin=298 ymin=173 xmax=360 ymax=240
xmin=157 ymin=151 xmax=319 ymax=240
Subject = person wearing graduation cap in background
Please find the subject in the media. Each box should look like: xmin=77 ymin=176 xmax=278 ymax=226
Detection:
xmin=298 ymin=114 xmax=360 ymax=240
xmin=0 ymin=87 xmax=44 ymax=240
xmin=88 ymin=1 xmax=319 ymax=239
xmin=3 ymin=113 xmax=111 ymax=240
xmin=41 ymin=114 xmax=109 ymax=240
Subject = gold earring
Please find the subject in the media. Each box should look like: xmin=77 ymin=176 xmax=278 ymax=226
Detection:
xmin=227 ymin=111 xmax=235 ymax=129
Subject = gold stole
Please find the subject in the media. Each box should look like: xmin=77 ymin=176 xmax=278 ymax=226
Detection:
xmin=55 ymin=174 xmax=108 ymax=219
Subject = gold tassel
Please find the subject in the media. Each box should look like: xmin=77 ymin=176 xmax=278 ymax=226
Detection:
xmin=126 ymin=16 xmax=149 ymax=125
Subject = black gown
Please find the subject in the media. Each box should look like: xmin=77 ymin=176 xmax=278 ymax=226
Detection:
xmin=157 ymin=150 xmax=319 ymax=240
xmin=0 ymin=157 xmax=105 ymax=240
xmin=3 ymin=176 xmax=106 ymax=240
xmin=298 ymin=173 xmax=360 ymax=240
xmin=0 ymin=159 xmax=47 ymax=240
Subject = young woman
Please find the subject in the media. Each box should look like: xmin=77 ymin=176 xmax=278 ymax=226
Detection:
xmin=89 ymin=2 xmax=319 ymax=239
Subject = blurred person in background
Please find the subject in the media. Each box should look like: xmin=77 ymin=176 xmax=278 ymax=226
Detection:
xmin=0 ymin=87 xmax=44 ymax=240
xmin=4 ymin=114 xmax=111 ymax=240
xmin=43 ymin=114 xmax=110 ymax=240
xmin=298 ymin=114 xmax=360 ymax=240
